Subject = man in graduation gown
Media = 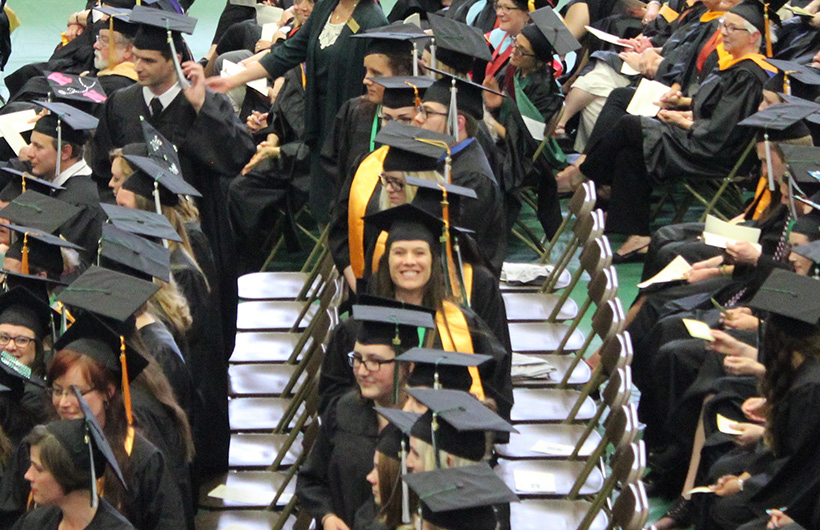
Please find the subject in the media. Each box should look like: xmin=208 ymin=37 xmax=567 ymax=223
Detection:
xmin=90 ymin=8 xmax=255 ymax=476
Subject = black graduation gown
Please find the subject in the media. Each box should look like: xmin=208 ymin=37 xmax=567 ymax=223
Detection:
xmin=296 ymin=391 xmax=380 ymax=528
xmin=11 ymin=498 xmax=134 ymax=530
xmin=138 ymin=321 xmax=193 ymax=421
xmin=52 ymin=175 xmax=105 ymax=269
xmin=90 ymin=82 xmax=256 ymax=360
xmin=352 ymin=497 xmax=389 ymax=530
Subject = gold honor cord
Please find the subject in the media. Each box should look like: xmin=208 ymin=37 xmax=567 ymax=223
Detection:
xmin=120 ymin=336 xmax=135 ymax=456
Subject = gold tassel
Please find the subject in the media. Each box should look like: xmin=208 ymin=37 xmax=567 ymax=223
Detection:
xmin=119 ymin=336 xmax=135 ymax=456
xmin=21 ymin=233 xmax=29 ymax=275
xmin=784 ymin=71 xmax=791 ymax=95
xmin=764 ymin=3 xmax=773 ymax=57
xmin=438 ymin=184 xmax=463 ymax=304
xmin=21 ymin=173 xmax=26 ymax=193
xmin=108 ymin=17 xmax=116 ymax=71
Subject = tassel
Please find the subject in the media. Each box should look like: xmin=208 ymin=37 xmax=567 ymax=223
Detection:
xmin=393 ymin=319 xmax=401 ymax=404
xmin=401 ymin=439 xmax=410 ymax=523
xmin=764 ymin=3 xmax=773 ymax=57
xmin=108 ymin=17 xmax=115 ymax=71
xmin=783 ymin=71 xmax=791 ymax=95
xmin=448 ymin=78 xmax=458 ymax=138
xmin=438 ymin=184 xmax=463 ymax=304
xmin=20 ymin=233 xmax=28 ymax=275
xmin=430 ymin=42 xmax=437 ymax=72
xmin=153 ymin=181 xmax=169 ymax=249
xmin=56 ymin=119 xmax=62 ymax=179
xmin=764 ymin=133 xmax=775 ymax=192
xmin=432 ymin=412 xmax=441 ymax=469
xmin=21 ymin=173 xmax=25 ymax=193
xmin=87 ymin=429 xmax=98 ymax=508
xmin=119 ymin=336 xmax=135 ymax=456
xmin=405 ymin=81 xmax=422 ymax=111
xmin=412 ymin=42 xmax=419 ymax=77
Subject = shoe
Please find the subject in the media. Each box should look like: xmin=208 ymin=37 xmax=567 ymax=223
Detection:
xmin=612 ymin=244 xmax=648 ymax=264
xmin=649 ymin=496 xmax=695 ymax=530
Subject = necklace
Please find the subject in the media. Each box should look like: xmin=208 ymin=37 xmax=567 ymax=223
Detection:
xmin=330 ymin=0 xmax=359 ymax=23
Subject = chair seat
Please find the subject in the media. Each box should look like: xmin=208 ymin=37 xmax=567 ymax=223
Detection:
xmin=229 ymin=433 xmax=302 ymax=469
xmin=229 ymin=397 xmax=303 ymax=432
xmin=237 ymin=301 xmax=318 ymax=331
xmin=510 ymin=388 xmax=596 ymax=423
xmin=496 ymin=459 xmax=604 ymax=497
xmin=509 ymin=499 xmax=608 ymax=530
xmin=238 ymin=271 xmax=317 ymax=300
xmin=198 ymin=471 xmax=295 ymax=510
xmin=195 ymin=510 xmax=295 ymax=530
xmin=229 ymin=364 xmax=305 ymax=397
xmin=495 ymin=423 xmax=601 ymax=459
xmin=500 ymin=267 xmax=571 ymax=293
xmin=512 ymin=355 xmax=592 ymax=388
xmin=231 ymin=332 xmax=305 ymax=364
xmin=503 ymin=292 xmax=579 ymax=322
xmin=509 ymin=322 xmax=586 ymax=353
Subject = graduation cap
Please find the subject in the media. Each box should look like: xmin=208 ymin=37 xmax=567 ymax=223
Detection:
xmin=526 ymin=7 xmax=581 ymax=57
xmin=0 ymin=286 xmax=58 ymax=345
xmin=427 ymin=14 xmax=492 ymax=75
xmin=0 ymin=167 xmax=66 ymax=200
xmin=780 ymin=144 xmax=820 ymax=193
xmin=407 ymin=176 xmax=477 ymax=218
xmin=399 ymin=347 xmax=490 ymax=392
xmin=130 ymin=5 xmax=196 ymax=88
xmin=790 ymin=210 xmax=820 ymax=239
xmin=121 ymin=154 xmax=200 ymax=208
xmin=45 ymin=72 xmax=107 ymax=105
xmin=738 ymin=101 xmax=819 ymax=131
xmin=372 ymin=76 xmax=433 ymax=110
xmin=141 ymin=0 xmax=186 ymax=14
xmin=748 ymin=268 xmax=820 ymax=324
xmin=410 ymin=408 xmax=487 ymax=461
xmin=375 ymin=407 xmax=422 ymax=523
xmin=403 ymin=464 xmax=518 ymax=530
xmin=363 ymin=202 xmax=444 ymax=254
xmin=1 ymin=191 xmax=81 ymax=234
xmin=375 ymin=121 xmax=452 ymax=172
xmin=766 ymin=59 xmax=820 ymax=95
xmin=352 ymin=304 xmax=435 ymax=350
xmin=407 ymin=387 xmax=517 ymax=433
xmin=100 ymin=203 xmax=183 ymax=243
xmin=98 ymin=224 xmax=171 ymax=282
xmin=32 ymin=101 xmax=98 ymax=147
xmin=792 ymin=239 xmax=820 ymax=264
xmin=1 ymin=271 xmax=67 ymax=302
xmin=3 ymin=222 xmax=83 ymax=276
xmin=358 ymin=22 xmax=431 ymax=76
xmin=424 ymin=66 xmax=504 ymax=131
xmin=0 ymin=350 xmax=47 ymax=395
xmin=56 ymin=265 xmax=160 ymax=323
xmin=139 ymin=118 xmax=182 ymax=179
xmin=728 ymin=0 xmax=782 ymax=57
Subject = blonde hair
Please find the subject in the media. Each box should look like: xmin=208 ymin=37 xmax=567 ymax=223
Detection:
xmin=146 ymin=277 xmax=193 ymax=336
xmin=414 ymin=438 xmax=483 ymax=472
xmin=378 ymin=170 xmax=445 ymax=211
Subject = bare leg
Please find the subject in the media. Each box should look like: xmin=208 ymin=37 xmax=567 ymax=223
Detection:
xmin=564 ymin=3 xmax=591 ymax=40
xmin=203 ymin=44 xmax=219 ymax=77
xmin=556 ymin=87 xmax=597 ymax=133
xmin=615 ymin=235 xmax=651 ymax=257
xmin=555 ymin=154 xmax=586 ymax=192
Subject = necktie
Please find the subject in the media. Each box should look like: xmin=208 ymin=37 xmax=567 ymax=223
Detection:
xmin=150 ymin=97 xmax=163 ymax=117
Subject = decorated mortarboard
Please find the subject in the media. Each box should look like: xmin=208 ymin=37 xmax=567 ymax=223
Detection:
xmin=403 ymin=464 xmax=518 ymax=530
xmin=0 ymin=351 xmax=47 ymax=394
xmin=748 ymin=268 xmax=820 ymax=324
xmin=424 ymin=66 xmax=504 ymax=128
xmin=780 ymin=144 xmax=820 ymax=187
xmin=792 ymin=239 xmax=820 ymax=264
xmin=372 ymin=76 xmax=433 ymax=110
xmin=0 ymin=167 xmax=66 ymax=200
xmin=362 ymin=202 xmax=444 ymax=252
xmin=527 ymin=6 xmax=581 ymax=57
xmin=100 ymin=203 xmax=183 ymax=243
xmin=72 ymin=389 xmax=128 ymax=495
xmin=56 ymin=265 xmax=160 ymax=323
xmin=427 ymin=14 xmax=492 ymax=74
xmin=45 ymin=72 xmax=107 ymax=105
xmin=375 ymin=121 xmax=452 ymax=172
xmin=130 ymin=5 xmax=196 ymax=87
xmin=407 ymin=387 xmax=517 ymax=433
xmin=1 ymin=191 xmax=81 ymax=234
xmin=98 ymin=224 xmax=171 ymax=282
xmin=375 ymin=407 xmax=422 ymax=524
xmin=140 ymin=119 xmax=182 ymax=179
xmin=399 ymin=347 xmax=489 ymax=392
xmin=122 ymin=154 xmax=200 ymax=208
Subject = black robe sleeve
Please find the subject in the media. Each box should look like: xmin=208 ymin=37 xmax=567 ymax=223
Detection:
xmin=317 ymin=319 xmax=360 ymax=416
xmin=469 ymin=263 xmax=512 ymax=353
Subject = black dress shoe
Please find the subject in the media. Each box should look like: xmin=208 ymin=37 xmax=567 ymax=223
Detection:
xmin=612 ymin=246 xmax=649 ymax=264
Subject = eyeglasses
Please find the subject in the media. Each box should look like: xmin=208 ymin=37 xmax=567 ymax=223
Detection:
xmin=495 ymin=2 xmax=524 ymax=12
xmin=512 ymin=37 xmax=536 ymax=57
xmin=418 ymin=106 xmax=449 ymax=120
xmin=0 ymin=333 xmax=35 ymax=347
xmin=95 ymin=34 xmax=127 ymax=46
xmin=348 ymin=352 xmax=396 ymax=372
xmin=379 ymin=113 xmax=415 ymax=125
xmin=718 ymin=19 xmax=750 ymax=34
xmin=379 ymin=174 xmax=405 ymax=190
xmin=48 ymin=385 xmax=98 ymax=400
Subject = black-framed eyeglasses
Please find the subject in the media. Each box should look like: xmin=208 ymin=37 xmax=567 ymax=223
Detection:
xmin=0 ymin=333 xmax=35 ymax=347
xmin=48 ymin=385 xmax=98 ymax=400
xmin=718 ymin=19 xmax=750 ymax=34
xmin=348 ymin=352 xmax=396 ymax=372
xmin=379 ymin=174 xmax=405 ymax=190
xmin=418 ymin=106 xmax=449 ymax=120
xmin=512 ymin=37 xmax=536 ymax=57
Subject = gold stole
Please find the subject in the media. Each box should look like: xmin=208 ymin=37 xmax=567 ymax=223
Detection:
xmin=348 ymin=146 xmax=389 ymax=278
xmin=436 ymin=300 xmax=485 ymax=400
xmin=718 ymin=52 xmax=778 ymax=73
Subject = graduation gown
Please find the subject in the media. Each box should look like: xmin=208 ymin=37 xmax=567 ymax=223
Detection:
xmin=90 ymin=82 xmax=256 ymax=360
xmin=138 ymin=321 xmax=193 ymax=421
xmin=296 ymin=391 xmax=380 ymax=528
xmin=53 ymin=175 xmax=105 ymax=269
xmin=11 ymin=498 xmax=134 ymax=530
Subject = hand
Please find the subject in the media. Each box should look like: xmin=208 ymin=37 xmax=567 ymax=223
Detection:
xmin=731 ymin=422 xmax=765 ymax=447
xmin=255 ymin=39 xmax=273 ymax=52
xmin=721 ymin=308 xmax=759 ymax=331
xmin=181 ymin=61 xmax=207 ymax=112
xmin=742 ymin=397 xmax=768 ymax=423
xmin=322 ymin=514 xmax=351 ymax=530
xmin=482 ymin=76 xmax=503 ymax=108
xmin=692 ymin=255 xmax=724 ymax=270
xmin=658 ymin=109 xmax=693 ymax=129
xmin=343 ymin=266 xmax=357 ymax=292
xmin=241 ymin=141 xmax=281 ymax=174
xmin=17 ymin=145 xmax=32 ymax=162
xmin=708 ymin=329 xmax=757 ymax=358
xmin=725 ymin=240 xmax=761 ymax=266
xmin=723 ymin=355 xmax=765 ymax=377
xmin=205 ymin=75 xmax=237 ymax=93
xmin=659 ymin=88 xmax=685 ymax=109
xmin=683 ymin=267 xmax=719 ymax=283
xmin=618 ymin=51 xmax=643 ymax=72
xmin=642 ymin=2 xmax=661 ymax=24
xmin=767 ymin=510 xmax=794 ymax=529
xmin=246 ymin=111 xmax=270 ymax=133
xmin=710 ymin=475 xmax=743 ymax=496
xmin=812 ymin=49 xmax=820 ymax=69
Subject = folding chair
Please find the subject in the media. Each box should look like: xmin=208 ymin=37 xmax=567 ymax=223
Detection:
xmin=608 ymin=481 xmax=650 ymax=530
xmin=238 ymin=245 xmax=333 ymax=302
xmin=195 ymin=510 xmax=292 ymax=530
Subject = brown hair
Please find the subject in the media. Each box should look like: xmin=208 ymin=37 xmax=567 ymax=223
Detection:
xmin=24 ymin=425 xmax=87 ymax=495
xmin=371 ymin=241 xmax=447 ymax=312
xmin=375 ymin=451 xmax=404 ymax=527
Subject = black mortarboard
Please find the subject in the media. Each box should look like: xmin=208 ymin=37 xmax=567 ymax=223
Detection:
xmin=142 ymin=0 xmax=186 ymax=13
xmin=791 ymin=211 xmax=820 ymax=239
xmin=3 ymin=223 xmax=82 ymax=276
xmin=527 ymin=7 xmax=581 ymax=57
xmin=410 ymin=408 xmax=487 ymax=460
xmin=373 ymin=76 xmax=433 ymax=110
xmin=427 ymin=14 xmax=492 ymax=73
xmin=56 ymin=265 xmax=160 ymax=323
xmin=748 ymin=269 xmax=820 ymax=324
xmin=32 ymin=102 xmax=99 ymax=145
xmin=71 ymin=389 xmax=127 ymax=490
xmin=0 ymin=286 xmax=57 ymax=341
xmin=121 ymin=143 xmax=149 ymax=158
xmin=781 ymin=144 xmax=820 ymax=190
xmin=728 ymin=0 xmax=778 ymax=36
xmin=130 ymin=5 xmax=195 ymax=52
xmin=352 ymin=304 xmax=435 ymax=349
xmin=2 ymin=223 xmax=83 ymax=252
xmin=100 ymin=203 xmax=183 ymax=243
xmin=92 ymin=6 xmax=138 ymax=39
xmin=424 ymin=66 xmax=503 ymax=122
xmin=407 ymin=387 xmax=518 ymax=433
xmin=0 ymin=168 xmax=66 ymax=200
xmin=1 ymin=192 xmax=81 ymax=234
xmin=139 ymin=119 xmax=182 ymax=179
xmin=375 ymin=408 xmax=420 ymax=459
xmin=53 ymin=311 xmax=148 ymax=379
xmin=364 ymin=36 xmax=415 ymax=58
xmin=766 ymin=59 xmax=820 ymax=87
xmin=363 ymin=203 xmax=444 ymax=253
xmin=1 ymin=271 xmax=67 ymax=300
xmin=98 ymin=224 xmax=171 ymax=282
xmin=45 ymin=72 xmax=108 ymax=105
xmin=407 ymin=176 xmax=477 ymax=222
xmin=399 ymin=347 xmax=489 ymax=391
xmin=121 ymin=154 xmax=200 ymax=206
xmin=793 ymin=240 xmax=820 ymax=263
xmin=403 ymin=464 xmax=518 ymax=528
xmin=361 ymin=22 xmax=430 ymax=40
xmin=376 ymin=122 xmax=451 ymax=172
xmin=738 ymin=102 xmax=818 ymax=133
xmin=375 ymin=407 xmax=421 ymax=438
